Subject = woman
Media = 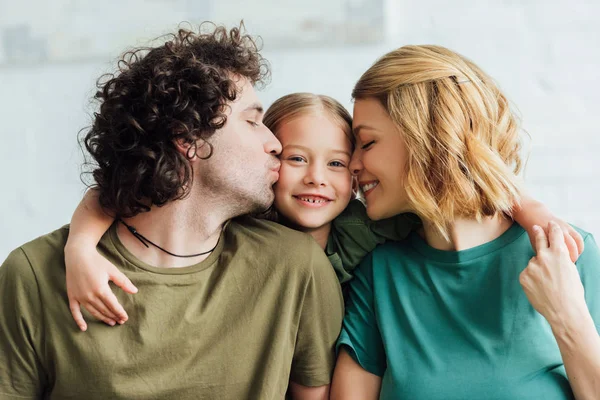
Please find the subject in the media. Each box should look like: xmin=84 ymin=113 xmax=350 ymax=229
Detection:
xmin=331 ymin=45 xmax=600 ymax=399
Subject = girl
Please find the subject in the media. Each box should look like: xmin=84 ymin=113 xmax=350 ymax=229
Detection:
xmin=65 ymin=92 xmax=583 ymax=331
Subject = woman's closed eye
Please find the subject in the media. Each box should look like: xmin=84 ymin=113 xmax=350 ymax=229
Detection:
xmin=247 ymin=120 xmax=259 ymax=127
xmin=361 ymin=140 xmax=375 ymax=150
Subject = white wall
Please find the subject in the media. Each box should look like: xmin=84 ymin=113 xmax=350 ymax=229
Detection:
xmin=1 ymin=0 xmax=599 ymax=261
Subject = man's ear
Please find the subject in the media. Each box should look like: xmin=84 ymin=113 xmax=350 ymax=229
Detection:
xmin=175 ymin=138 xmax=213 ymax=160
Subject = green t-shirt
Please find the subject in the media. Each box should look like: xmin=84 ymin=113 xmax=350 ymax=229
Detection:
xmin=0 ymin=217 xmax=344 ymax=400
xmin=326 ymin=199 xmax=418 ymax=284
xmin=337 ymin=223 xmax=600 ymax=400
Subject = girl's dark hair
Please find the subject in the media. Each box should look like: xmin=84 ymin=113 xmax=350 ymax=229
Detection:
xmin=81 ymin=22 xmax=269 ymax=217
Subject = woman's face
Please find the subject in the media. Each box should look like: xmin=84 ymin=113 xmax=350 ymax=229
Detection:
xmin=350 ymin=97 xmax=411 ymax=220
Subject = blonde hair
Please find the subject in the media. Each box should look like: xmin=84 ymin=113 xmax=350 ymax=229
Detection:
xmin=353 ymin=45 xmax=522 ymax=235
xmin=263 ymin=92 xmax=354 ymax=147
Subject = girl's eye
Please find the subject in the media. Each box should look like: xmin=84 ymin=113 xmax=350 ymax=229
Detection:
xmin=361 ymin=140 xmax=375 ymax=150
xmin=329 ymin=161 xmax=346 ymax=168
xmin=247 ymin=121 xmax=259 ymax=127
xmin=288 ymin=156 xmax=306 ymax=163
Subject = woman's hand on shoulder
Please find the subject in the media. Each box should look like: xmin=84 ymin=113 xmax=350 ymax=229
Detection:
xmin=519 ymin=221 xmax=589 ymax=328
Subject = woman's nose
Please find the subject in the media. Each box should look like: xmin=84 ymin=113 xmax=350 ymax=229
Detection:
xmin=349 ymin=151 xmax=363 ymax=176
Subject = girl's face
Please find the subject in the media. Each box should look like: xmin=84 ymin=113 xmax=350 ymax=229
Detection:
xmin=273 ymin=113 xmax=353 ymax=232
xmin=350 ymin=98 xmax=410 ymax=220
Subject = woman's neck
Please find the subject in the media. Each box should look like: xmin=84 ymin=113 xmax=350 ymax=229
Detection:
xmin=420 ymin=214 xmax=514 ymax=252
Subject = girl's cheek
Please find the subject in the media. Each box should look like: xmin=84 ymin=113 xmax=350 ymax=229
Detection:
xmin=276 ymin=164 xmax=299 ymax=190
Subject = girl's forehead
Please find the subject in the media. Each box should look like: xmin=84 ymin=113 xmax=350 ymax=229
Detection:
xmin=274 ymin=112 xmax=353 ymax=151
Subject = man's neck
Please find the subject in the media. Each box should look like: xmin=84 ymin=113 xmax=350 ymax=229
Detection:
xmin=420 ymin=214 xmax=513 ymax=252
xmin=117 ymin=196 xmax=229 ymax=268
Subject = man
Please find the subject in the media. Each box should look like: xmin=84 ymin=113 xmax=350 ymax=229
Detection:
xmin=0 ymin=24 xmax=343 ymax=399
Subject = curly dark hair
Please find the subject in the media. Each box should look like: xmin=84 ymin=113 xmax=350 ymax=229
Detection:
xmin=81 ymin=22 xmax=270 ymax=217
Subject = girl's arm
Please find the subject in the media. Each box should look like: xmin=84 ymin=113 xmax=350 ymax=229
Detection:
xmin=331 ymin=194 xmax=583 ymax=284
xmin=520 ymin=222 xmax=600 ymax=400
xmin=328 ymin=199 xmax=417 ymax=284
xmin=64 ymin=189 xmax=137 ymax=331
xmin=513 ymin=195 xmax=584 ymax=262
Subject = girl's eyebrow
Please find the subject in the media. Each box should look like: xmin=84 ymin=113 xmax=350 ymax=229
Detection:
xmin=331 ymin=149 xmax=352 ymax=158
xmin=282 ymin=144 xmax=312 ymax=153
xmin=283 ymin=144 xmax=350 ymax=158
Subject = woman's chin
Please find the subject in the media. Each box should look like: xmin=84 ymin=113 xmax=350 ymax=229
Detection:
xmin=365 ymin=204 xmax=385 ymax=221
xmin=366 ymin=201 xmax=407 ymax=221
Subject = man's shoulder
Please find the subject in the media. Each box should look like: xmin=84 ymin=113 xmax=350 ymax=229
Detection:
xmin=20 ymin=224 xmax=70 ymax=261
xmin=230 ymin=216 xmax=315 ymax=247
xmin=2 ymin=225 xmax=70 ymax=279
xmin=20 ymin=224 xmax=70 ymax=250
xmin=229 ymin=216 xmax=332 ymax=274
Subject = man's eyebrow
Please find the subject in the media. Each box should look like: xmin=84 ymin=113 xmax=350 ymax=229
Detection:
xmin=244 ymin=103 xmax=264 ymax=114
xmin=352 ymin=124 xmax=377 ymax=136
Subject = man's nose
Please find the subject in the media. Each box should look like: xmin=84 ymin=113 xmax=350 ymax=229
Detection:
xmin=264 ymin=126 xmax=282 ymax=155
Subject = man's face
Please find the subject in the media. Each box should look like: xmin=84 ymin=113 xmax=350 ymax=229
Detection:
xmin=197 ymin=78 xmax=282 ymax=216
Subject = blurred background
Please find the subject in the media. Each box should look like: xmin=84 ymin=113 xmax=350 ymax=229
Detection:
xmin=0 ymin=0 xmax=598 ymax=261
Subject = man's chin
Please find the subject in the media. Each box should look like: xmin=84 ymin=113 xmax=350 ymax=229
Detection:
xmin=252 ymin=192 xmax=275 ymax=215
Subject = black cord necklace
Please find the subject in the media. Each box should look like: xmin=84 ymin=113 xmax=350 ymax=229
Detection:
xmin=118 ymin=219 xmax=220 ymax=258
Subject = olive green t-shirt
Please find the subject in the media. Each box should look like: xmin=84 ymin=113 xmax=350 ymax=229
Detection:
xmin=0 ymin=216 xmax=344 ymax=399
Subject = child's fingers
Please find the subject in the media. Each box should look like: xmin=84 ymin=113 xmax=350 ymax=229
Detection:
xmin=84 ymin=304 xmax=117 ymax=327
xmin=532 ymin=225 xmax=548 ymax=254
xmin=568 ymin=225 xmax=585 ymax=256
xmin=88 ymin=298 xmax=119 ymax=324
xmin=110 ymin=269 xmax=138 ymax=294
xmin=69 ymin=299 xmax=87 ymax=332
xmin=563 ymin=232 xmax=579 ymax=263
xmin=100 ymin=290 xmax=129 ymax=323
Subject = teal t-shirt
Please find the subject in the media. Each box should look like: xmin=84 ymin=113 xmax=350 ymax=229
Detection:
xmin=326 ymin=199 xmax=419 ymax=284
xmin=337 ymin=223 xmax=600 ymax=400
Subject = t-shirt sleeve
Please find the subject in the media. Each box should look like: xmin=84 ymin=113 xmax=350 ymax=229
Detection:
xmin=0 ymin=248 xmax=47 ymax=399
xmin=328 ymin=199 xmax=416 ymax=283
xmin=576 ymin=233 xmax=600 ymax=331
xmin=336 ymin=252 xmax=386 ymax=377
xmin=289 ymin=241 xmax=345 ymax=387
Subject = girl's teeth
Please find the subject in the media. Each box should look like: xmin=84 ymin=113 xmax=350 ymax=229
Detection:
xmin=300 ymin=197 xmax=326 ymax=203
